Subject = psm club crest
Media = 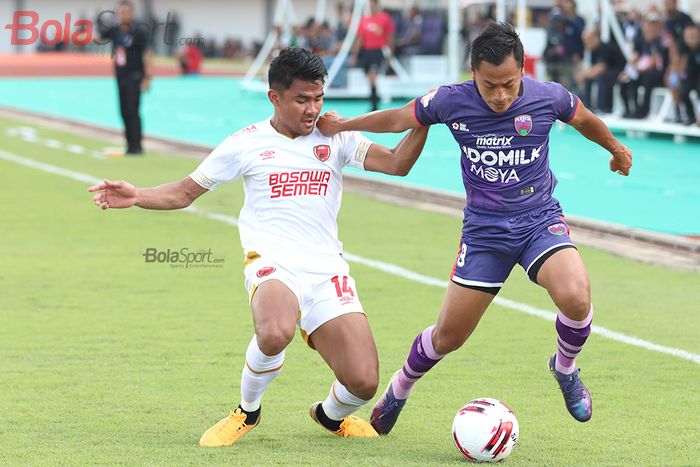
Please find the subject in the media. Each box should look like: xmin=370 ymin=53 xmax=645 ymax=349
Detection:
xmin=313 ymin=144 xmax=331 ymax=162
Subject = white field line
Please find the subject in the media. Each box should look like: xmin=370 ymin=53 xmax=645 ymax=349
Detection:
xmin=2 ymin=148 xmax=699 ymax=366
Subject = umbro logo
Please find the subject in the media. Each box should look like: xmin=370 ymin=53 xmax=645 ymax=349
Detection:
xmin=451 ymin=122 xmax=469 ymax=132
xmin=259 ymin=150 xmax=275 ymax=160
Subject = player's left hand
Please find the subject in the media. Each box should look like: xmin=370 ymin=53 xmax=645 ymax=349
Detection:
xmin=317 ymin=111 xmax=343 ymax=136
xmin=610 ymin=143 xmax=632 ymax=176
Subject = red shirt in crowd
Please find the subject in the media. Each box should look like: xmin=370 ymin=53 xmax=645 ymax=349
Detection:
xmin=358 ymin=11 xmax=394 ymax=50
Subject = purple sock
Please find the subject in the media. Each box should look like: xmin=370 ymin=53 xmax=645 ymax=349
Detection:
xmin=391 ymin=325 xmax=445 ymax=400
xmin=555 ymin=306 xmax=593 ymax=374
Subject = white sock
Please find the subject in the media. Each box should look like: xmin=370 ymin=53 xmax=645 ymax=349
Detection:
xmin=321 ymin=380 xmax=370 ymax=421
xmin=239 ymin=335 xmax=284 ymax=412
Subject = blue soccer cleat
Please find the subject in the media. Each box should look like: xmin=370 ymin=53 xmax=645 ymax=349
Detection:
xmin=548 ymin=354 xmax=592 ymax=422
xmin=370 ymin=371 xmax=407 ymax=435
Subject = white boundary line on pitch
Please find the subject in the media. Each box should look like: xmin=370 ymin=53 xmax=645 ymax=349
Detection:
xmin=2 ymin=148 xmax=699 ymax=366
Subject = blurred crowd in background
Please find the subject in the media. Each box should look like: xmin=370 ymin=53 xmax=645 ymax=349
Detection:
xmin=35 ymin=0 xmax=700 ymax=125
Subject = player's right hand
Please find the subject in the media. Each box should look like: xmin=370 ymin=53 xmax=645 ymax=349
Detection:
xmin=317 ymin=111 xmax=344 ymax=136
xmin=87 ymin=179 xmax=138 ymax=209
xmin=610 ymin=143 xmax=632 ymax=176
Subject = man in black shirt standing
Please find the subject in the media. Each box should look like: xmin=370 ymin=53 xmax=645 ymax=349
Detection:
xmin=579 ymin=29 xmax=626 ymax=113
xmin=100 ymin=1 xmax=152 ymax=155
xmin=664 ymin=0 xmax=694 ymax=45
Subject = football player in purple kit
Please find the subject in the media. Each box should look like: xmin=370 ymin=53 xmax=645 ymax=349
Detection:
xmin=317 ymin=21 xmax=632 ymax=432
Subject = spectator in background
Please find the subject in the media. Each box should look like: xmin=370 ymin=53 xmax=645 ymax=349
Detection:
xmin=396 ymin=6 xmax=423 ymax=58
xmin=623 ymin=9 xmax=642 ymax=47
xmin=663 ymin=0 xmax=694 ymax=123
xmin=545 ymin=0 xmax=585 ymax=94
xmin=664 ymin=0 xmax=694 ymax=46
xmin=316 ymin=22 xmax=336 ymax=56
xmin=335 ymin=2 xmax=351 ymax=45
xmin=98 ymin=0 xmax=152 ymax=156
xmin=352 ymin=0 xmax=395 ymax=111
xmin=618 ymin=12 xmax=668 ymax=119
xmin=179 ymin=43 xmax=202 ymax=76
xmin=578 ymin=29 xmax=626 ymax=114
xmin=304 ymin=18 xmax=322 ymax=54
xmin=680 ymin=24 xmax=700 ymax=125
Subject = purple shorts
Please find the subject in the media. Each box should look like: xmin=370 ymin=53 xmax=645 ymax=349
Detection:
xmin=451 ymin=201 xmax=576 ymax=294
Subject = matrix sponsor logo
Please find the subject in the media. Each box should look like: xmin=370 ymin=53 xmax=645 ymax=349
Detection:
xmin=474 ymin=134 xmax=514 ymax=148
xmin=143 ymin=248 xmax=225 ymax=269
xmin=269 ymin=170 xmax=330 ymax=198
xmin=461 ymin=145 xmax=543 ymax=183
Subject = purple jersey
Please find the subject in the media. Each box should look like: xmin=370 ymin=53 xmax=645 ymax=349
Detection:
xmin=414 ymin=77 xmax=579 ymax=213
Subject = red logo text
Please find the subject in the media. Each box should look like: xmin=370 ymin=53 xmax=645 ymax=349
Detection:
xmin=269 ymin=170 xmax=330 ymax=199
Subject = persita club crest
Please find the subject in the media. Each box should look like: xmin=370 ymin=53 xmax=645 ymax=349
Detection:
xmin=313 ymin=144 xmax=331 ymax=162
xmin=514 ymin=114 xmax=533 ymax=136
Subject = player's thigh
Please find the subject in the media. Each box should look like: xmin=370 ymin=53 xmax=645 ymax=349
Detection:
xmin=251 ymin=279 xmax=299 ymax=331
xmin=536 ymin=247 xmax=591 ymax=320
xmin=433 ymin=281 xmax=496 ymax=355
xmin=246 ymin=259 xmax=301 ymax=355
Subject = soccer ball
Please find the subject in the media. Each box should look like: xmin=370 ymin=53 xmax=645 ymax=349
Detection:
xmin=452 ymin=398 xmax=519 ymax=462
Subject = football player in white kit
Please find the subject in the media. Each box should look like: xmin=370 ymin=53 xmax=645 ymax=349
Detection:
xmin=88 ymin=47 xmax=430 ymax=446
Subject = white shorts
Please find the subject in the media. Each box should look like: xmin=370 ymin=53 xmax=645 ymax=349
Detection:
xmin=243 ymin=252 xmax=365 ymax=344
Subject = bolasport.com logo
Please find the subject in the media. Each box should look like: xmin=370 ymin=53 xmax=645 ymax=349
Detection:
xmin=2 ymin=10 xmax=202 ymax=47
xmin=143 ymin=247 xmax=225 ymax=269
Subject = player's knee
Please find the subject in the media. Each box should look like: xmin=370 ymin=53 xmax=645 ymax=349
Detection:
xmin=556 ymin=283 xmax=591 ymax=321
xmin=432 ymin=327 xmax=465 ymax=355
xmin=256 ymin=327 xmax=294 ymax=355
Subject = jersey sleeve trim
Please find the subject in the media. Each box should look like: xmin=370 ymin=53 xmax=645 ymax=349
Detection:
xmin=354 ymin=139 xmax=372 ymax=169
xmin=412 ymin=98 xmax=427 ymax=126
xmin=189 ymin=170 xmax=217 ymax=190
xmin=564 ymin=96 xmax=581 ymax=123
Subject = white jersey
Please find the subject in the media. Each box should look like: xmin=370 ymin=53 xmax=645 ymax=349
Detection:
xmin=189 ymin=118 xmax=372 ymax=272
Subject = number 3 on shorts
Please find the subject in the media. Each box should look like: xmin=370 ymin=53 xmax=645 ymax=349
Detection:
xmin=457 ymin=243 xmax=467 ymax=267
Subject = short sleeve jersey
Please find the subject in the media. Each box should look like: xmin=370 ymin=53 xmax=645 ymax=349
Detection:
xmin=189 ymin=119 xmax=371 ymax=269
xmin=414 ymin=77 xmax=579 ymax=213
xmin=358 ymin=11 xmax=395 ymax=50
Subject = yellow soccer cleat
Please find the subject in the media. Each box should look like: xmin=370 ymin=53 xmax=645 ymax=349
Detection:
xmin=199 ymin=408 xmax=260 ymax=447
xmin=309 ymin=402 xmax=379 ymax=438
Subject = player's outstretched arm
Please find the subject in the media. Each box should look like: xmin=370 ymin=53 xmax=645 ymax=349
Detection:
xmin=568 ymin=101 xmax=632 ymax=176
xmin=87 ymin=177 xmax=207 ymax=210
xmin=317 ymin=100 xmax=423 ymax=136
xmin=363 ymin=126 xmax=430 ymax=176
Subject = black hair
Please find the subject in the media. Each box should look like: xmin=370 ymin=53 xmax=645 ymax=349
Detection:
xmin=268 ymin=47 xmax=327 ymax=91
xmin=470 ymin=21 xmax=524 ymax=70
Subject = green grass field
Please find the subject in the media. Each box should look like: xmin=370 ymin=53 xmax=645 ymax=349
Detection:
xmin=1 ymin=116 xmax=699 ymax=465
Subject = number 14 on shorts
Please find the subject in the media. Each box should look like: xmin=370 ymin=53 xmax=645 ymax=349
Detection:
xmin=331 ymin=275 xmax=355 ymax=298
